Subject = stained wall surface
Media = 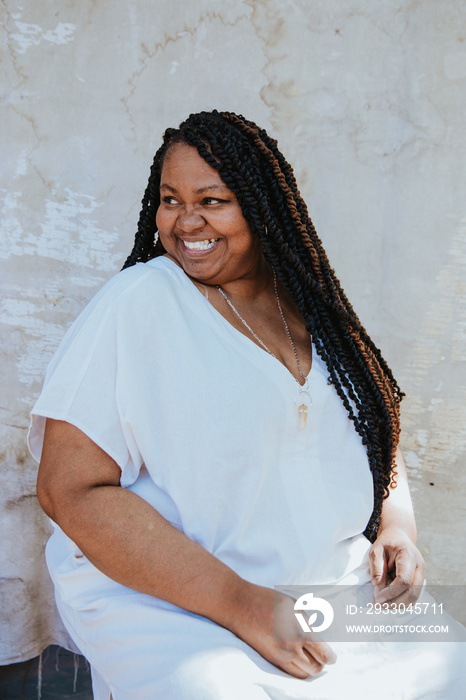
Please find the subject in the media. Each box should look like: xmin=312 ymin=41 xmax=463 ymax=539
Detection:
xmin=1 ymin=0 xmax=465 ymax=662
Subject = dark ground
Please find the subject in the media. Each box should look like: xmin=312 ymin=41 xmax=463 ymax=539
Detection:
xmin=0 ymin=646 xmax=93 ymax=699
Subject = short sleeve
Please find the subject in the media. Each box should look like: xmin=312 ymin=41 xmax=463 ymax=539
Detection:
xmin=28 ymin=270 xmax=145 ymax=487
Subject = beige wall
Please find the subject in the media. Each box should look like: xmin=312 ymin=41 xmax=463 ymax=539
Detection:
xmin=1 ymin=0 xmax=465 ymax=662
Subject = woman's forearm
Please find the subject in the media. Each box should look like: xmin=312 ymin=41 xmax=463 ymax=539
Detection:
xmin=378 ymin=447 xmax=417 ymax=542
xmin=369 ymin=446 xmax=425 ymax=597
xmin=73 ymin=487 xmax=247 ymax=626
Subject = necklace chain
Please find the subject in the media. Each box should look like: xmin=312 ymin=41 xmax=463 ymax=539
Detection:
xmin=216 ymin=270 xmax=307 ymax=386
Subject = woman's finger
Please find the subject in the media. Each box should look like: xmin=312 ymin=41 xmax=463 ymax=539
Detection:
xmin=369 ymin=542 xmax=388 ymax=586
xmin=376 ymin=551 xmax=424 ymax=604
xmin=296 ymin=647 xmax=325 ymax=677
xmin=303 ymin=639 xmax=337 ymax=666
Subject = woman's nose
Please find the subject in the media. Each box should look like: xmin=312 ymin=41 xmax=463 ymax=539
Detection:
xmin=176 ymin=206 xmax=205 ymax=231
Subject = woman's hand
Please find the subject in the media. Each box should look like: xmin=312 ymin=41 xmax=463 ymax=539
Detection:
xmin=228 ymin=582 xmax=336 ymax=679
xmin=369 ymin=526 xmax=425 ymax=605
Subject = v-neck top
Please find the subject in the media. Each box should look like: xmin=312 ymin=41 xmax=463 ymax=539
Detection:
xmin=29 ymin=256 xmax=374 ymax=587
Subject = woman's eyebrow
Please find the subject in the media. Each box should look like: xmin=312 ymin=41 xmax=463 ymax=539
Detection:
xmin=160 ymin=183 xmax=230 ymax=194
xmin=194 ymin=185 xmax=230 ymax=194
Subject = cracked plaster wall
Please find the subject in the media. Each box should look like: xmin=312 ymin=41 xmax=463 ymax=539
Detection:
xmin=1 ymin=0 xmax=465 ymax=663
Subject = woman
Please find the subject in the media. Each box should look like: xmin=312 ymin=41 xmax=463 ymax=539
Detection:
xmin=29 ymin=111 xmax=464 ymax=698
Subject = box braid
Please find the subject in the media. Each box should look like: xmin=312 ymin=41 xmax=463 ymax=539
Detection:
xmin=122 ymin=110 xmax=404 ymax=542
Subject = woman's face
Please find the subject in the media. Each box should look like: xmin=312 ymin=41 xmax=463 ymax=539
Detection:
xmin=156 ymin=142 xmax=263 ymax=286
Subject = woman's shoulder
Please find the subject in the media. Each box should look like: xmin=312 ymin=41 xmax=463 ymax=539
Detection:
xmin=41 ymin=258 xmax=187 ymax=379
xmin=84 ymin=256 xmax=187 ymax=317
xmin=98 ymin=256 xmax=182 ymax=300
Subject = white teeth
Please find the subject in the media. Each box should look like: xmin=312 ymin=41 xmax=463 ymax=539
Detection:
xmin=182 ymin=238 xmax=218 ymax=251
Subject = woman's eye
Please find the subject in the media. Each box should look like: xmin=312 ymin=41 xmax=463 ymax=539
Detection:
xmin=161 ymin=195 xmax=227 ymax=206
xmin=202 ymin=197 xmax=225 ymax=205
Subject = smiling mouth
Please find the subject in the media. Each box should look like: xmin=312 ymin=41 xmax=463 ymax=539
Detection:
xmin=181 ymin=238 xmax=220 ymax=251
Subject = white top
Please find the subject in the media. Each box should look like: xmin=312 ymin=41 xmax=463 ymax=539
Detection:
xmin=28 ymin=257 xmax=466 ymax=700
xmin=29 ymin=255 xmax=374 ymax=588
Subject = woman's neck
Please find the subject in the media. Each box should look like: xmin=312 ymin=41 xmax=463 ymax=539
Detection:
xmin=212 ymin=255 xmax=273 ymax=302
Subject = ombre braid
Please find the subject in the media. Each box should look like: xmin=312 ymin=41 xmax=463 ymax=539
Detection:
xmin=122 ymin=110 xmax=404 ymax=541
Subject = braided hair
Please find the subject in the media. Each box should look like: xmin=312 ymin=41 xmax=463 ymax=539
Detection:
xmin=122 ymin=110 xmax=404 ymax=541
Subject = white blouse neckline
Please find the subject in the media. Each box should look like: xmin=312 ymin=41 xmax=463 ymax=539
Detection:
xmin=147 ymin=255 xmax=314 ymax=387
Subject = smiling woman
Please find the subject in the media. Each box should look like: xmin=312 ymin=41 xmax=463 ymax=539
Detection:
xmin=29 ymin=110 xmax=465 ymax=700
xmin=156 ymin=143 xmax=264 ymax=286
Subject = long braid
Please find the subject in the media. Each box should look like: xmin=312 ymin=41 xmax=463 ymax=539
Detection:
xmin=123 ymin=110 xmax=404 ymax=541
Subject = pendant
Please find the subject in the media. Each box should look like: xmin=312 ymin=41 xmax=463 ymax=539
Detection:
xmin=295 ymin=385 xmax=312 ymax=429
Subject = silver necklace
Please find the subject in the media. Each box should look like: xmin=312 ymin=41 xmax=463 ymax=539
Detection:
xmin=217 ymin=270 xmax=312 ymax=428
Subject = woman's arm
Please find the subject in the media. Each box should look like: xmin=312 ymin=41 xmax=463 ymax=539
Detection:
xmin=369 ymin=447 xmax=425 ymax=603
xmin=37 ymin=418 xmax=335 ymax=679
